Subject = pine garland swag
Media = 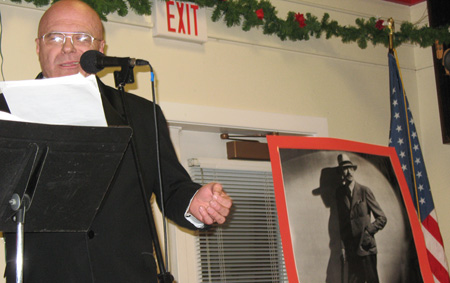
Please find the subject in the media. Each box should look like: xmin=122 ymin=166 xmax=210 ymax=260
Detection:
xmin=9 ymin=0 xmax=450 ymax=49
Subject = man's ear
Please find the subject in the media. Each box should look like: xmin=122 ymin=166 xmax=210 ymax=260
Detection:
xmin=35 ymin=38 xmax=40 ymax=55
xmin=99 ymin=40 xmax=105 ymax=53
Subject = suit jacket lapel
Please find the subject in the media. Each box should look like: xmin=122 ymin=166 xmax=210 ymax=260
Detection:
xmin=351 ymin=182 xmax=362 ymax=208
xmin=0 ymin=93 xmax=10 ymax=113
xmin=339 ymin=185 xmax=351 ymax=209
xmin=95 ymin=78 xmax=127 ymax=126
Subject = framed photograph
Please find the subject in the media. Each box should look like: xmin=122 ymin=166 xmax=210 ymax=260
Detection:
xmin=267 ymin=136 xmax=433 ymax=283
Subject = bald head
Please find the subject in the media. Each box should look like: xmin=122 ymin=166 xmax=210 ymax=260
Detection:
xmin=36 ymin=0 xmax=105 ymax=78
xmin=38 ymin=0 xmax=104 ymax=39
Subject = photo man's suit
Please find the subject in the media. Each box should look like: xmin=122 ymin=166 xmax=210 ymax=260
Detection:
xmin=335 ymin=154 xmax=387 ymax=283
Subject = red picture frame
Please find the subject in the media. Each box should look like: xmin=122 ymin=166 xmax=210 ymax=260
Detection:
xmin=267 ymin=135 xmax=433 ymax=283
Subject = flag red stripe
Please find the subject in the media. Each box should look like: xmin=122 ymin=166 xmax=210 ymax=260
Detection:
xmin=423 ymin=214 xmax=444 ymax=246
xmin=427 ymin=250 xmax=450 ymax=283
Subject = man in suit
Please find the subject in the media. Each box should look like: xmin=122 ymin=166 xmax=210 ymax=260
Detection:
xmin=335 ymin=153 xmax=387 ymax=283
xmin=1 ymin=0 xmax=232 ymax=282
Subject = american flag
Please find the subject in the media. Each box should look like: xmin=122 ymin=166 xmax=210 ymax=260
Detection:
xmin=389 ymin=51 xmax=450 ymax=283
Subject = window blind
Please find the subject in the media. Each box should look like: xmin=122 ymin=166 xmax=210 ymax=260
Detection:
xmin=189 ymin=160 xmax=288 ymax=282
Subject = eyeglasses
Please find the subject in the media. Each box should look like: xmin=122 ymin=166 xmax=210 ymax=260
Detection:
xmin=39 ymin=32 xmax=101 ymax=47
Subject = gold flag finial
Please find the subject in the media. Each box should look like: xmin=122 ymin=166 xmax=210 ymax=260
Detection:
xmin=388 ymin=18 xmax=395 ymax=53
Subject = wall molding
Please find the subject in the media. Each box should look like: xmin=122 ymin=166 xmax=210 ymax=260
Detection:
xmin=160 ymin=101 xmax=328 ymax=137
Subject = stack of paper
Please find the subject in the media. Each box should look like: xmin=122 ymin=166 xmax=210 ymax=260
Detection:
xmin=0 ymin=74 xmax=107 ymax=127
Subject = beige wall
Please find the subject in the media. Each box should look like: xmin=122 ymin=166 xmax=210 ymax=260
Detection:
xmin=0 ymin=0 xmax=449 ymax=281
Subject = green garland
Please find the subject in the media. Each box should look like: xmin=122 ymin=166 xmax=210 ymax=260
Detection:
xmin=10 ymin=0 xmax=450 ymax=49
xmin=9 ymin=0 xmax=151 ymax=19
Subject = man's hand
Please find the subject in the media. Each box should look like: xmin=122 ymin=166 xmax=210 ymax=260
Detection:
xmin=189 ymin=183 xmax=232 ymax=225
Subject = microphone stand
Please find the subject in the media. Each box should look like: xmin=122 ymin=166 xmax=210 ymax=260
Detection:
xmin=10 ymin=193 xmax=30 ymax=283
xmin=114 ymin=64 xmax=174 ymax=283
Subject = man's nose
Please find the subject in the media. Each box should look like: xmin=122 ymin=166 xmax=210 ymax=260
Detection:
xmin=61 ymin=36 xmax=76 ymax=53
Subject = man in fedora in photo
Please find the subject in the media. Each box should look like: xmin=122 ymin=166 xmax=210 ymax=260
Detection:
xmin=335 ymin=153 xmax=387 ymax=283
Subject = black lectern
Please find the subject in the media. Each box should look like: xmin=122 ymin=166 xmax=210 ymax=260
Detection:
xmin=0 ymin=119 xmax=132 ymax=282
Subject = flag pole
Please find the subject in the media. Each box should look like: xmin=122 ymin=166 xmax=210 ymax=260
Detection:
xmin=388 ymin=18 xmax=394 ymax=54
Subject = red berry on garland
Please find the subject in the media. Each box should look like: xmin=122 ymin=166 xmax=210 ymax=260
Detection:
xmin=256 ymin=8 xmax=264 ymax=20
xmin=295 ymin=13 xmax=306 ymax=28
xmin=375 ymin=19 xmax=385 ymax=30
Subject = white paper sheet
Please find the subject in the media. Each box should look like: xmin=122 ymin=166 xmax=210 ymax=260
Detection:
xmin=0 ymin=111 xmax=28 ymax=122
xmin=0 ymin=74 xmax=107 ymax=127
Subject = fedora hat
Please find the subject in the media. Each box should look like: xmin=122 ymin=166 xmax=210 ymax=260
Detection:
xmin=337 ymin=153 xmax=357 ymax=170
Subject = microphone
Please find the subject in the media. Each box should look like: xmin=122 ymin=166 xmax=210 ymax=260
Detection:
xmin=80 ymin=50 xmax=149 ymax=74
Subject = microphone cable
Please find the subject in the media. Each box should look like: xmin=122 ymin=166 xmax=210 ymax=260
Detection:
xmin=148 ymin=64 xmax=173 ymax=282
xmin=116 ymin=64 xmax=173 ymax=283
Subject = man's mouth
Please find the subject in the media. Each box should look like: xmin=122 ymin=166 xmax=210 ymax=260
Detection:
xmin=60 ymin=61 xmax=80 ymax=67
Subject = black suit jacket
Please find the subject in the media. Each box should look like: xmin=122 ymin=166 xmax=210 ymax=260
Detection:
xmin=336 ymin=182 xmax=387 ymax=257
xmin=2 ymin=77 xmax=201 ymax=282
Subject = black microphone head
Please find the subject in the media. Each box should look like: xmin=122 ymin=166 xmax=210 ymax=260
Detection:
xmin=80 ymin=50 xmax=105 ymax=74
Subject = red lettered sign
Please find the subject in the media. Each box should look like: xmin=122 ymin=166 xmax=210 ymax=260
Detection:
xmin=153 ymin=0 xmax=207 ymax=43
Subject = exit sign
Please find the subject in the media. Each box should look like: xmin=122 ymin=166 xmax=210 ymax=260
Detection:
xmin=153 ymin=0 xmax=208 ymax=43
